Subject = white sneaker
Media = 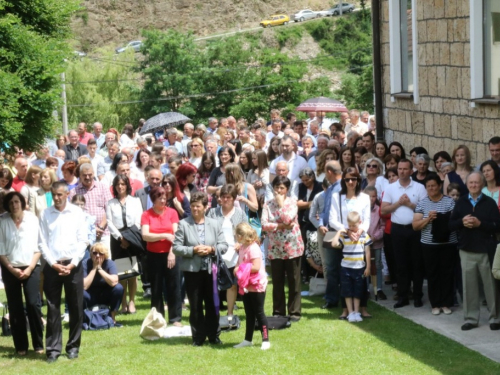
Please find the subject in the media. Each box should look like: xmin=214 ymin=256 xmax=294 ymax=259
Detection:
xmin=234 ymin=340 xmax=252 ymax=348
xmin=261 ymin=341 xmax=271 ymax=350
xmin=62 ymin=313 xmax=69 ymax=323
xmin=347 ymin=312 xmax=357 ymax=323
xmin=0 ymin=301 xmax=4 ymax=308
xmin=354 ymin=312 xmax=363 ymax=322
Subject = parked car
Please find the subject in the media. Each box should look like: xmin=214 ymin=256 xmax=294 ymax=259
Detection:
xmin=291 ymin=9 xmax=319 ymax=22
xmin=324 ymin=3 xmax=355 ymax=16
xmin=260 ymin=14 xmax=290 ymax=28
xmin=115 ymin=41 xmax=143 ymax=54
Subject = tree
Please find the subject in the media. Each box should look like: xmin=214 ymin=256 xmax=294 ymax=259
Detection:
xmin=139 ymin=29 xmax=201 ymax=119
xmin=65 ymin=51 xmax=141 ymax=131
xmin=0 ymin=0 xmax=79 ymax=151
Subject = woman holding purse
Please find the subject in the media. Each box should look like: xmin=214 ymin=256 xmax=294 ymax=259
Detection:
xmin=106 ymin=174 xmax=143 ymax=315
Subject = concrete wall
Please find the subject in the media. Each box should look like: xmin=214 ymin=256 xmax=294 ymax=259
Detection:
xmin=379 ymin=0 xmax=500 ymax=164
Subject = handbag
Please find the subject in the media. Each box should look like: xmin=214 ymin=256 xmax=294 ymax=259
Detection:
xmin=1 ymin=306 xmax=11 ymax=337
xmin=118 ymin=202 xmax=146 ymax=256
xmin=82 ymin=305 xmax=113 ymax=331
xmin=140 ymin=307 xmax=167 ymax=340
xmin=244 ymin=183 xmax=262 ymax=237
xmin=255 ymin=315 xmax=291 ymax=330
xmin=308 ymin=273 xmax=327 ymax=296
xmin=215 ymin=249 xmax=234 ymax=291
xmin=115 ymin=256 xmax=140 ymax=280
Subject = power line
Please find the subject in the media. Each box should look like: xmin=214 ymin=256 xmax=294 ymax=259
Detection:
xmin=66 ymin=62 xmax=373 ymax=108
xmin=65 ymin=48 xmax=372 ymax=85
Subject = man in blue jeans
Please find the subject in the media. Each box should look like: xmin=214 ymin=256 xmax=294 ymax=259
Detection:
xmin=318 ymin=161 xmax=342 ymax=309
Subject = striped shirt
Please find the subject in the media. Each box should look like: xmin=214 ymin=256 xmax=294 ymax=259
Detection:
xmin=339 ymin=232 xmax=372 ymax=269
xmin=414 ymin=195 xmax=457 ymax=245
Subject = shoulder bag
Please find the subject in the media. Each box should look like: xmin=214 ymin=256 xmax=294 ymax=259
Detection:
xmin=244 ymin=183 xmax=262 ymax=237
xmin=1 ymin=306 xmax=11 ymax=337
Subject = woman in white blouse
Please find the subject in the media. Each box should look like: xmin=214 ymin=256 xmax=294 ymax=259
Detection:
xmin=106 ymin=175 xmax=143 ymax=315
xmin=0 ymin=192 xmax=44 ymax=356
xmin=328 ymin=167 xmax=371 ymax=320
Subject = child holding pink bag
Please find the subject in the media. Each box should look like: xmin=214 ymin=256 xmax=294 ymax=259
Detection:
xmin=233 ymin=223 xmax=270 ymax=350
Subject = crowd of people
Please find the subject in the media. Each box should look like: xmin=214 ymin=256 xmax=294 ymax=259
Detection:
xmin=2 ymin=109 xmax=500 ymax=361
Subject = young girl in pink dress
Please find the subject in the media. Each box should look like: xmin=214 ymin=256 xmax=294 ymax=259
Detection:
xmin=233 ymin=223 xmax=270 ymax=350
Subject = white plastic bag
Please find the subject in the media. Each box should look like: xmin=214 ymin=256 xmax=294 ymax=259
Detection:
xmin=140 ymin=307 xmax=166 ymax=340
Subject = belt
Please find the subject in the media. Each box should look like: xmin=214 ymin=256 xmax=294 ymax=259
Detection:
xmin=56 ymin=259 xmax=72 ymax=266
xmin=391 ymin=223 xmax=413 ymax=229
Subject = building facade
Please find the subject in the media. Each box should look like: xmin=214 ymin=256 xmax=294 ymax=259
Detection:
xmin=379 ymin=0 xmax=500 ymax=164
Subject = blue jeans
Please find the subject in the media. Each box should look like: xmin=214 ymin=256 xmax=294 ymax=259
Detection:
xmin=322 ymin=245 xmax=343 ymax=305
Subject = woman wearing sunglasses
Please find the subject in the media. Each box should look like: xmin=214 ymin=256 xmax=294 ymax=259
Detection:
xmin=82 ymin=243 xmax=124 ymax=327
xmin=328 ymin=167 xmax=372 ymax=320
xmin=361 ymin=157 xmax=385 ymax=191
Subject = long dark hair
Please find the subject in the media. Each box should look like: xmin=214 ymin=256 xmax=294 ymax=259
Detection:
xmin=198 ymin=151 xmax=216 ymax=175
xmin=218 ymin=146 xmax=236 ymax=164
xmin=340 ymin=167 xmax=362 ymax=196
xmin=112 ymin=174 xmax=132 ymax=198
xmin=480 ymin=160 xmax=500 ymax=187
xmin=388 ymin=141 xmax=406 ymax=158
xmin=267 ymin=136 xmax=281 ymax=163
xmin=161 ymin=174 xmax=184 ymax=202
xmin=110 ymin=153 xmax=125 ymax=172
xmin=239 ymin=150 xmax=253 ymax=174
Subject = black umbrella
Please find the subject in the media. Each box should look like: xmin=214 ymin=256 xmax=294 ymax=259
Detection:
xmin=139 ymin=112 xmax=191 ymax=135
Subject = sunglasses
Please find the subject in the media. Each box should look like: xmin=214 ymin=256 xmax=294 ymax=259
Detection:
xmin=344 ymin=178 xmax=358 ymax=183
xmin=92 ymin=252 xmax=103 ymax=256
xmin=367 ymin=164 xmax=378 ymax=168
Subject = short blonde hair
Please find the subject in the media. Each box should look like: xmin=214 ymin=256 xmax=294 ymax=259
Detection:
xmin=347 ymin=211 xmax=360 ymax=224
xmin=235 ymin=222 xmax=259 ymax=246
xmin=90 ymin=243 xmax=110 ymax=259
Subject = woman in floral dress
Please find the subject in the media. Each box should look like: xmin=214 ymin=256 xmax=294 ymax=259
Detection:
xmin=261 ymin=175 xmax=304 ymax=322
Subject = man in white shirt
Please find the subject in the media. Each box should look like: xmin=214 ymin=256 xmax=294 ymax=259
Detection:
xmin=269 ymin=135 xmax=308 ymax=182
xmin=265 ymin=119 xmax=284 ymax=145
xmin=254 ymin=129 xmax=268 ymax=153
xmin=181 ymin=123 xmax=194 ymax=155
xmin=86 ymin=139 xmax=103 ymax=179
xmin=38 ymin=181 xmax=87 ymax=363
xmin=163 ymin=128 xmax=183 ymax=154
xmin=207 ymin=117 xmax=218 ymax=134
xmin=381 ymin=159 xmax=427 ymax=309
xmin=345 ymin=110 xmax=368 ymax=135
xmin=92 ymin=122 xmax=106 ymax=149
xmin=97 ymin=141 xmax=119 ymax=180
xmin=265 ymin=161 xmax=298 ymax=202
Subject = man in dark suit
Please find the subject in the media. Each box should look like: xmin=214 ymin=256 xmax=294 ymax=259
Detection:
xmin=64 ymin=130 xmax=88 ymax=161
xmin=134 ymin=168 xmax=163 ymax=299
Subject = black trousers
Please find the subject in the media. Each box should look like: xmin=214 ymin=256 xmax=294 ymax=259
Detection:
xmin=242 ymin=292 xmax=269 ymax=342
xmin=383 ymin=232 xmax=397 ymax=283
xmin=421 ymin=243 xmax=455 ymax=308
xmin=1 ymin=264 xmax=43 ymax=352
xmin=43 ymin=263 xmax=83 ymax=357
xmin=391 ymin=224 xmax=424 ymax=300
xmin=270 ymin=257 xmax=302 ymax=317
xmin=184 ymin=270 xmax=220 ymax=344
xmin=147 ymin=251 xmax=182 ymax=323
xmin=139 ymin=252 xmax=151 ymax=292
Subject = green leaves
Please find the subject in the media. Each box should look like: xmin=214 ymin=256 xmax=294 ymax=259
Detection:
xmin=0 ymin=0 xmax=79 ymax=152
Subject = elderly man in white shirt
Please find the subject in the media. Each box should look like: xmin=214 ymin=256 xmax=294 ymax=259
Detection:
xmin=265 ymin=119 xmax=284 ymax=145
xmin=381 ymin=159 xmax=427 ymax=309
xmin=269 ymin=135 xmax=309 ymax=183
xmin=345 ymin=110 xmax=368 ymax=135
xmin=38 ymin=181 xmax=88 ymax=363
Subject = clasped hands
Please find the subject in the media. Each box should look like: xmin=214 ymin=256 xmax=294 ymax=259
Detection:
xmin=463 ymin=214 xmax=480 ymax=229
xmin=194 ymin=245 xmax=214 ymax=256
xmin=52 ymin=263 xmax=74 ymax=276
xmin=398 ymin=194 xmax=412 ymax=207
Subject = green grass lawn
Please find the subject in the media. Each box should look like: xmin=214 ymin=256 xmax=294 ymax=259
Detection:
xmin=1 ymin=282 xmax=500 ymax=375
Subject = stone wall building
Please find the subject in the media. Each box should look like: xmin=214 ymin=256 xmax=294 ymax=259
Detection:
xmin=379 ymin=0 xmax=500 ymax=164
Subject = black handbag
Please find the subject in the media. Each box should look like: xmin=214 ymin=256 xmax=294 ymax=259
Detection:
xmin=254 ymin=316 xmax=291 ymax=330
xmin=215 ymin=250 xmax=234 ymax=291
xmin=2 ymin=306 xmax=11 ymax=337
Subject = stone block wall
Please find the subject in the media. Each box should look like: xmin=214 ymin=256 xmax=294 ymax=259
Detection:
xmin=379 ymin=0 xmax=500 ymax=164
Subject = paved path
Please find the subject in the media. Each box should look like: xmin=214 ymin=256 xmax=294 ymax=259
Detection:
xmin=373 ymin=282 xmax=500 ymax=363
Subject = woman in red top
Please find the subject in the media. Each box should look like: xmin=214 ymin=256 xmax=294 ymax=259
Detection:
xmin=141 ymin=186 xmax=182 ymax=326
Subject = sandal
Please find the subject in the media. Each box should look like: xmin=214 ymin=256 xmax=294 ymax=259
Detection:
xmin=17 ymin=350 xmax=27 ymax=356
xmin=172 ymin=321 xmax=183 ymax=327
xmin=128 ymin=301 xmax=136 ymax=315
xmin=35 ymin=349 xmax=44 ymax=355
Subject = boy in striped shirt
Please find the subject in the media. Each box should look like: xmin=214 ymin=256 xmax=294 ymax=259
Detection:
xmin=331 ymin=211 xmax=372 ymax=322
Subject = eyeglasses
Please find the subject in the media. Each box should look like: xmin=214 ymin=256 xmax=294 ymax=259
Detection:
xmin=92 ymin=252 xmax=103 ymax=256
xmin=367 ymin=164 xmax=378 ymax=169
xmin=344 ymin=178 xmax=358 ymax=183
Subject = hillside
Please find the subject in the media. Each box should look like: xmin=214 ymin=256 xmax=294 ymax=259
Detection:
xmin=72 ymin=0 xmax=363 ymax=50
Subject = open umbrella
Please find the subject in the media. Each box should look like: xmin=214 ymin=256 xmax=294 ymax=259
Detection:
xmin=295 ymin=97 xmax=348 ymax=113
xmin=139 ymin=112 xmax=191 ymax=135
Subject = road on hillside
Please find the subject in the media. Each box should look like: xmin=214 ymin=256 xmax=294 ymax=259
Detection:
xmin=194 ymin=7 xmax=366 ymax=42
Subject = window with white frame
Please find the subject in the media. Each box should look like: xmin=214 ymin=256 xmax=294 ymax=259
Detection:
xmin=471 ymin=0 xmax=500 ymax=100
xmin=389 ymin=0 xmax=419 ymax=103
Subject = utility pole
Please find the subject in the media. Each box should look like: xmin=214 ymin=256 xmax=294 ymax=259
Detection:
xmin=61 ymin=72 xmax=68 ymax=135
xmin=339 ymin=0 xmax=343 ymax=16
